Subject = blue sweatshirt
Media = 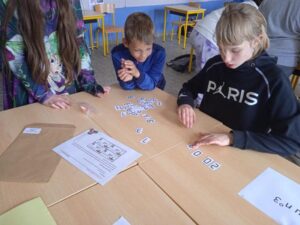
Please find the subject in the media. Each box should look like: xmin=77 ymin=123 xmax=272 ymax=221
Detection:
xmin=111 ymin=43 xmax=166 ymax=90
xmin=177 ymin=51 xmax=300 ymax=156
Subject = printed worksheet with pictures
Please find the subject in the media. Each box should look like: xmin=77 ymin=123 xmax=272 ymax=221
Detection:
xmin=53 ymin=129 xmax=142 ymax=185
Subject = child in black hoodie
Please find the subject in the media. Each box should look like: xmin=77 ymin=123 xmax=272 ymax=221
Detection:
xmin=177 ymin=3 xmax=300 ymax=162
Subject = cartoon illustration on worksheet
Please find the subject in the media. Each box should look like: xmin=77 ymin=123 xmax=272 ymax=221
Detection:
xmin=87 ymin=138 xmax=126 ymax=162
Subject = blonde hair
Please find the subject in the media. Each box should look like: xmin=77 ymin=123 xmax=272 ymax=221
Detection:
xmin=124 ymin=12 xmax=154 ymax=44
xmin=216 ymin=3 xmax=269 ymax=57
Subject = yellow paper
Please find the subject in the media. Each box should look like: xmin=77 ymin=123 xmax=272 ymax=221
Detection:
xmin=0 ymin=197 xmax=57 ymax=225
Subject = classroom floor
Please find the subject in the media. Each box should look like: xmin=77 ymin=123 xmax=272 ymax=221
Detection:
xmin=0 ymin=36 xmax=300 ymax=111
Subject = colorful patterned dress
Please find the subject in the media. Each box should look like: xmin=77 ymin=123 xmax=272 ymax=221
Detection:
xmin=0 ymin=0 xmax=104 ymax=109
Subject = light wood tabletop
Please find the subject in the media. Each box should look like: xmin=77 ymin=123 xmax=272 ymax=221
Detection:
xmin=139 ymin=139 xmax=300 ymax=225
xmin=0 ymin=96 xmax=105 ymax=214
xmin=0 ymin=86 xmax=222 ymax=215
xmin=1 ymin=85 xmax=298 ymax=224
xmin=49 ymin=166 xmax=196 ymax=225
xmin=87 ymin=84 xmax=223 ymax=162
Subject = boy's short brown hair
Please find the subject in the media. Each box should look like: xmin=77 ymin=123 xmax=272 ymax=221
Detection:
xmin=124 ymin=12 xmax=154 ymax=44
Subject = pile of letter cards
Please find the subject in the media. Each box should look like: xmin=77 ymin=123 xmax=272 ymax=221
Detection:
xmin=239 ymin=167 xmax=300 ymax=224
xmin=53 ymin=129 xmax=141 ymax=185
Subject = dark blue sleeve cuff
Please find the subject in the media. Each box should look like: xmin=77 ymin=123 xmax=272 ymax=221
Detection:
xmin=232 ymin=130 xmax=247 ymax=149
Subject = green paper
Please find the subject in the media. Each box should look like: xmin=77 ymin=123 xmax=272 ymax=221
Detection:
xmin=0 ymin=197 xmax=57 ymax=225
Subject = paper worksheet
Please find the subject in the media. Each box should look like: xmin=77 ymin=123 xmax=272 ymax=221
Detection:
xmin=53 ymin=129 xmax=142 ymax=185
xmin=239 ymin=167 xmax=300 ymax=225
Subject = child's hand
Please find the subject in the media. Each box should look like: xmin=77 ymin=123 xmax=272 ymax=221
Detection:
xmin=96 ymin=86 xmax=111 ymax=98
xmin=118 ymin=68 xmax=133 ymax=82
xmin=177 ymin=104 xmax=196 ymax=128
xmin=43 ymin=94 xmax=71 ymax=109
xmin=121 ymin=59 xmax=140 ymax=78
xmin=192 ymin=133 xmax=233 ymax=149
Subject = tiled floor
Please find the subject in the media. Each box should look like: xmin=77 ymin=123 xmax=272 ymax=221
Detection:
xmin=0 ymin=37 xmax=299 ymax=110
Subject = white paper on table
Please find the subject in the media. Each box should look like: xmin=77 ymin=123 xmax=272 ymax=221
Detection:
xmin=113 ymin=216 xmax=131 ymax=225
xmin=53 ymin=129 xmax=141 ymax=185
xmin=239 ymin=167 xmax=300 ymax=225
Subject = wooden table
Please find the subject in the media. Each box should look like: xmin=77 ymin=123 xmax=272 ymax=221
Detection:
xmin=163 ymin=5 xmax=206 ymax=49
xmin=49 ymin=166 xmax=196 ymax=225
xmin=88 ymin=84 xmax=223 ymax=163
xmin=82 ymin=10 xmax=106 ymax=55
xmin=139 ymin=138 xmax=300 ymax=224
xmin=0 ymin=95 xmax=105 ymax=214
xmin=1 ymin=85 xmax=299 ymax=224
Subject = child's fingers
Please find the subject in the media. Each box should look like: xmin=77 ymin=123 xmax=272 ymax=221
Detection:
xmin=124 ymin=62 xmax=136 ymax=70
xmin=121 ymin=59 xmax=126 ymax=68
xmin=117 ymin=68 xmax=126 ymax=75
xmin=50 ymin=101 xmax=69 ymax=110
xmin=192 ymin=133 xmax=231 ymax=148
xmin=103 ymin=86 xmax=111 ymax=94
xmin=119 ymin=73 xmax=129 ymax=81
xmin=178 ymin=105 xmax=195 ymax=128
xmin=44 ymin=94 xmax=71 ymax=109
xmin=123 ymin=75 xmax=133 ymax=82
xmin=118 ymin=70 xmax=133 ymax=81
xmin=50 ymin=103 xmax=60 ymax=109
xmin=118 ymin=69 xmax=128 ymax=80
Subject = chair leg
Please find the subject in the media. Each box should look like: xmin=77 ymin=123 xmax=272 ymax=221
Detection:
xmin=95 ymin=30 xmax=99 ymax=49
xmin=89 ymin=23 xmax=94 ymax=50
xmin=116 ymin=33 xmax=118 ymax=45
xmin=188 ymin=47 xmax=194 ymax=73
xmin=101 ymin=30 xmax=106 ymax=57
xmin=291 ymin=74 xmax=299 ymax=90
xmin=106 ymin=33 xmax=109 ymax=55
xmin=178 ymin=25 xmax=183 ymax=46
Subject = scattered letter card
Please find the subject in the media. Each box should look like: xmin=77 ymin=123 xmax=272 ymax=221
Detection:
xmin=53 ymin=129 xmax=141 ymax=185
xmin=113 ymin=216 xmax=131 ymax=225
xmin=239 ymin=167 xmax=300 ymax=225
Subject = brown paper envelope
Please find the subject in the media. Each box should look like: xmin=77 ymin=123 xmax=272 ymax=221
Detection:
xmin=0 ymin=123 xmax=76 ymax=183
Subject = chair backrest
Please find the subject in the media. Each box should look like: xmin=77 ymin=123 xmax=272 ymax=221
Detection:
xmin=94 ymin=3 xmax=116 ymax=25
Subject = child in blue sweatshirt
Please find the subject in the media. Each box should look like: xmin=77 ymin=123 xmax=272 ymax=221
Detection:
xmin=111 ymin=12 xmax=166 ymax=90
xmin=177 ymin=4 xmax=300 ymax=161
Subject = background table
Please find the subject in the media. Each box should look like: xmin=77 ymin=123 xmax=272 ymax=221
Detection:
xmin=163 ymin=5 xmax=206 ymax=49
xmin=82 ymin=10 xmax=106 ymax=55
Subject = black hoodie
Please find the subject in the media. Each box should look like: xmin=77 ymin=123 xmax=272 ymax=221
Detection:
xmin=177 ymin=51 xmax=300 ymax=156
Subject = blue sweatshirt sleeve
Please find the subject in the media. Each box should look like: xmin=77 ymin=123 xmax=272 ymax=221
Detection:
xmin=111 ymin=44 xmax=166 ymax=90
xmin=111 ymin=49 xmax=136 ymax=90
xmin=232 ymin=76 xmax=300 ymax=156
